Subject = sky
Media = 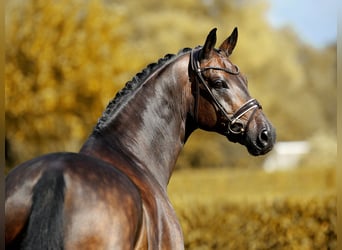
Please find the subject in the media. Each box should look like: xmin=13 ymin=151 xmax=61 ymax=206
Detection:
xmin=266 ymin=0 xmax=337 ymax=49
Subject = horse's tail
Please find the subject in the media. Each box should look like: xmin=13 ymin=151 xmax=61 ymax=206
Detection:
xmin=22 ymin=169 xmax=65 ymax=250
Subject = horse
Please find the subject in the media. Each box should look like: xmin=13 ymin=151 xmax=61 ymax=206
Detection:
xmin=5 ymin=27 xmax=276 ymax=249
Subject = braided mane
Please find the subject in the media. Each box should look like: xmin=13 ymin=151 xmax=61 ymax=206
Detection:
xmin=95 ymin=48 xmax=192 ymax=132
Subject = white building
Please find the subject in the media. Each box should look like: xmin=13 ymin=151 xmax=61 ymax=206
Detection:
xmin=263 ymin=141 xmax=311 ymax=172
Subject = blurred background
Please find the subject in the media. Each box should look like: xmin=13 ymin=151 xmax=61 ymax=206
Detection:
xmin=5 ymin=0 xmax=337 ymax=248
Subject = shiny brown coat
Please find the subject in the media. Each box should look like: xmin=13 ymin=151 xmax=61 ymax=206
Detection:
xmin=6 ymin=28 xmax=275 ymax=250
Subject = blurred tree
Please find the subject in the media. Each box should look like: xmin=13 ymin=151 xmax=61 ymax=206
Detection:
xmin=5 ymin=0 xmax=134 ymax=169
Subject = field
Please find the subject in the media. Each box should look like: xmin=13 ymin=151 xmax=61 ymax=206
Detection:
xmin=167 ymin=166 xmax=336 ymax=249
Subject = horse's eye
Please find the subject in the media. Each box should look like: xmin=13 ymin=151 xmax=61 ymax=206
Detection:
xmin=213 ymin=79 xmax=228 ymax=89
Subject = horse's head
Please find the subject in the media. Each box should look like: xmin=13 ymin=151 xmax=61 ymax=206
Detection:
xmin=189 ymin=28 xmax=276 ymax=156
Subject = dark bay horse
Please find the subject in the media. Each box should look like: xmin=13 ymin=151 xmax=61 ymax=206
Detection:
xmin=6 ymin=28 xmax=276 ymax=249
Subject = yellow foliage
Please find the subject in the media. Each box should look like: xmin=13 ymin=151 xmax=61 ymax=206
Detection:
xmin=5 ymin=0 xmax=133 ymax=166
xmin=168 ymin=167 xmax=336 ymax=249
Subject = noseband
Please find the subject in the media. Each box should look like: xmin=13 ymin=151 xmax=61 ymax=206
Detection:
xmin=189 ymin=47 xmax=262 ymax=137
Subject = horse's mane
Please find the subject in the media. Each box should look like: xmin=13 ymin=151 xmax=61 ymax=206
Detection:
xmin=94 ymin=47 xmax=192 ymax=132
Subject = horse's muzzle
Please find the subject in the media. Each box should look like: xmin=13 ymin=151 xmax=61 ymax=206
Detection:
xmin=248 ymin=126 xmax=276 ymax=156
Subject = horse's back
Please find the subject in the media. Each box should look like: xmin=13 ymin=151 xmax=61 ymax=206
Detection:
xmin=5 ymin=152 xmax=144 ymax=250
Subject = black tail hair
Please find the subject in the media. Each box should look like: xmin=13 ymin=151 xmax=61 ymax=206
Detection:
xmin=22 ymin=169 xmax=65 ymax=250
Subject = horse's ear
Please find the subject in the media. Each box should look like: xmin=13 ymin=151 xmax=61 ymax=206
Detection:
xmin=200 ymin=28 xmax=217 ymax=60
xmin=219 ymin=27 xmax=238 ymax=56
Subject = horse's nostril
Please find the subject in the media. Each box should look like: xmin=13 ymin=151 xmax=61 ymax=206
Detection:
xmin=257 ymin=129 xmax=269 ymax=148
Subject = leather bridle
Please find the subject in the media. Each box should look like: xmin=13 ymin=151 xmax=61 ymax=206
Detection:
xmin=189 ymin=47 xmax=262 ymax=137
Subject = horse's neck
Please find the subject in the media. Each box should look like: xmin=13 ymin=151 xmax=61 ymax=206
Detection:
xmin=80 ymin=54 xmax=194 ymax=188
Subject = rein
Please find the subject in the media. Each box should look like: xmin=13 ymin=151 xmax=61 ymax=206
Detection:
xmin=189 ymin=47 xmax=262 ymax=136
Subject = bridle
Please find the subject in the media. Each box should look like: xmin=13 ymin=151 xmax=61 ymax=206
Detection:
xmin=189 ymin=47 xmax=261 ymax=137
xmin=189 ymin=47 xmax=262 ymax=137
